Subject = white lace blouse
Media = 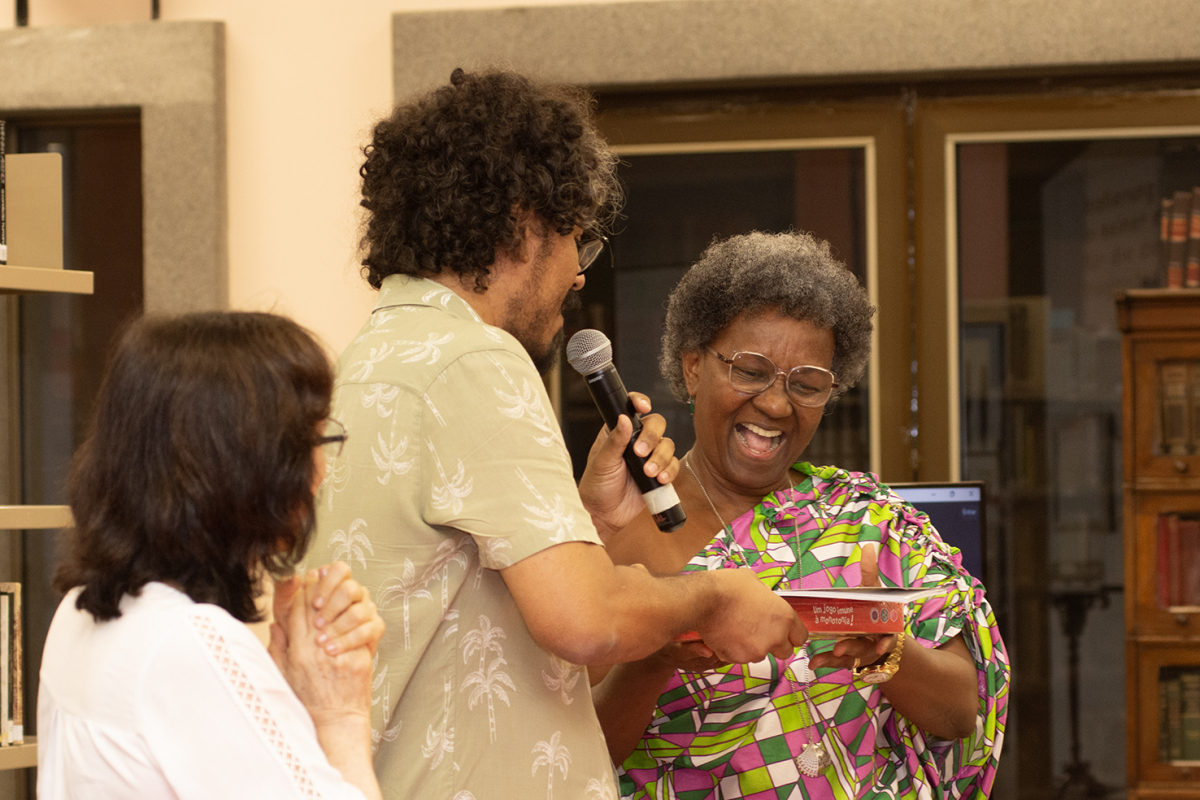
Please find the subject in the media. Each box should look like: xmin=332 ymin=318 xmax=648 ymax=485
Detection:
xmin=37 ymin=581 xmax=369 ymax=800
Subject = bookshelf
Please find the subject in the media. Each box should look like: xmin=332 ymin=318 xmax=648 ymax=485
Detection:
xmin=1117 ymin=289 xmax=1200 ymax=797
xmin=0 ymin=151 xmax=92 ymax=775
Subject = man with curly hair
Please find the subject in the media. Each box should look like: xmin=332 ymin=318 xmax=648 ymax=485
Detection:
xmin=311 ymin=68 xmax=807 ymax=800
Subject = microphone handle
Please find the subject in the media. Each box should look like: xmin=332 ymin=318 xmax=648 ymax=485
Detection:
xmin=584 ymin=364 xmax=686 ymax=532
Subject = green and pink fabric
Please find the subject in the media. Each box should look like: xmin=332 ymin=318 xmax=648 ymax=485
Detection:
xmin=618 ymin=462 xmax=1010 ymax=800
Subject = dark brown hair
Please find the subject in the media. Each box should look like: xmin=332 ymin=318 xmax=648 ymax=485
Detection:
xmin=358 ymin=67 xmax=622 ymax=291
xmin=56 ymin=312 xmax=333 ymax=623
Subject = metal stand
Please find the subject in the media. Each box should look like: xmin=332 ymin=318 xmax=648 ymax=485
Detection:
xmin=1050 ymin=585 xmax=1122 ymax=800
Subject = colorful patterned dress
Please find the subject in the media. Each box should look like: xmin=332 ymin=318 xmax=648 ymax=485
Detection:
xmin=617 ymin=463 xmax=1010 ymax=800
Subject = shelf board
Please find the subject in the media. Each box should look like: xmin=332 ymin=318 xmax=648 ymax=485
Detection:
xmin=0 ymin=506 xmax=72 ymax=530
xmin=0 ymin=266 xmax=94 ymax=295
xmin=0 ymin=738 xmax=36 ymax=771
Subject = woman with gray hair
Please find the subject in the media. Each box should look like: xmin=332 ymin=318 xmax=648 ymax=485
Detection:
xmin=591 ymin=231 xmax=1009 ymax=799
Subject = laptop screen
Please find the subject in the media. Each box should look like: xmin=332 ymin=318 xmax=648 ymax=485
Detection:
xmin=888 ymin=482 xmax=986 ymax=580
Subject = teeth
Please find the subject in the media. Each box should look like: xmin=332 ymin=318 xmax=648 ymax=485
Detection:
xmin=743 ymin=422 xmax=780 ymax=438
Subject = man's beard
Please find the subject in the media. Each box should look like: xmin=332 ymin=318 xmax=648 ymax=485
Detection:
xmin=529 ymin=289 xmax=581 ymax=374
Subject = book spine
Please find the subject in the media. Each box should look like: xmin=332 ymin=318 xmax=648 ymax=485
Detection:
xmin=1168 ymin=514 xmax=1183 ymax=607
xmin=1162 ymin=362 xmax=1192 ymax=457
xmin=1168 ymin=670 xmax=1185 ymax=760
xmin=0 ymin=118 xmax=5 ymax=265
xmin=1182 ymin=669 xmax=1200 ymax=760
xmin=1168 ymin=190 xmax=1193 ymax=290
xmin=11 ymin=584 xmax=23 ymax=744
xmin=1189 ymin=188 xmax=1200 ymax=288
xmin=1162 ymin=196 xmax=1174 ymax=288
xmin=1191 ymin=361 xmax=1200 ymax=457
xmin=1160 ymin=513 xmax=1174 ymax=608
xmin=2 ymin=594 xmax=10 ymax=747
xmin=1182 ymin=517 xmax=1200 ymax=607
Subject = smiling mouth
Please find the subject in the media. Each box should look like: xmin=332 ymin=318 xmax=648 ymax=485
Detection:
xmin=736 ymin=422 xmax=783 ymax=454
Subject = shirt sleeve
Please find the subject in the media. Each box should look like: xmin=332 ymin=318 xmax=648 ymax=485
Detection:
xmin=420 ymin=348 xmax=602 ymax=567
xmin=137 ymin=607 xmax=370 ymax=800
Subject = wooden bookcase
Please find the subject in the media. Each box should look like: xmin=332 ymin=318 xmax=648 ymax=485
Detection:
xmin=1118 ymin=289 xmax=1200 ymax=799
xmin=0 ymin=152 xmax=93 ymax=773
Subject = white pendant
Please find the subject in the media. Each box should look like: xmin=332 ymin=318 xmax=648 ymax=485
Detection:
xmin=795 ymin=742 xmax=830 ymax=777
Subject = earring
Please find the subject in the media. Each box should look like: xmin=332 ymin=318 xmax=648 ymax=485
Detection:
xmin=688 ymin=396 xmax=695 ymax=415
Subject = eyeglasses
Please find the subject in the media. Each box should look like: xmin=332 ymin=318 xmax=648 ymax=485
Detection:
xmin=706 ymin=347 xmax=838 ymax=408
xmin=576 ymin=233 xmax=608 ymax=275
xmin=316 ymin=417 xmax=348 ymax=456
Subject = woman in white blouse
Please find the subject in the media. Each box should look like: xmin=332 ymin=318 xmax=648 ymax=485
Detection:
xmin=37 ymin=311 xmax=384 ymax=800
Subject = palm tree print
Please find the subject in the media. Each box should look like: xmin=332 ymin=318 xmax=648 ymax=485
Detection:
xmin=346 ymin=341 xmax=396 ymax=382
xmin=516 ymin=467 xmax=577 ymax=544
xmin=378 ymin=559 xmax=433 ymax=650
xmin=531 ymin=731 xmax=571 ymax=800
xmin=428 ymin=440 xmax=472 ymax=514
xmin=542 ymin=654 xmax=582 ymax=705
xmin=488 ymin=354 xmax=560 ymax=448
xmin=421 ymin=675 xmax=455 ymax=768
xmin=419 ymin=535 xmax=471 ymax=612
xmin=329 ymin=518 xmax=373 ymax=569
xmin=372 ymin=414 xmax=415 ymax=485
xmin=395 ymin=331 xmax=453 ymax=365
xmin=585 ymin=777 xmax=616 ymax=800
xmin=461 ymin=615 xmax=515 ymax=743
xmin=361 ymin=382 xmax=400 ymax=416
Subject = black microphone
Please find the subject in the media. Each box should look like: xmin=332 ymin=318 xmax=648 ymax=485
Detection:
xmin=566 ymin=329 xmax=686 ymax=533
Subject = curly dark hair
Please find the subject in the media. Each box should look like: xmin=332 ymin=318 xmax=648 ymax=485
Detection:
xmin=56 ymin=312 xmax=333 ymax=623
xmin=358 ymin=67 xmax=622 ymax=291
xmin=660 ymin=230 xmax=875 ymax=402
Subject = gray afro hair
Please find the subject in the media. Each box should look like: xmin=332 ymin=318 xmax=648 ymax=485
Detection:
xmin=660 ymin=230 xmax=875 ymax=402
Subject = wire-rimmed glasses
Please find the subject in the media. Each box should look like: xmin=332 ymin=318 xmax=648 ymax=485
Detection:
xmin=316 ymin=417 xmax=348 ymax=456
xmin=706 ymin=347 xmax=838 ymax=408
xmin=576 ymin=233 xmax=608 ymax=275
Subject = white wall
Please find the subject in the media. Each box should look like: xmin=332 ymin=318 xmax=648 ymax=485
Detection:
xmin=0 ymin=0 xmax=677 ymax=355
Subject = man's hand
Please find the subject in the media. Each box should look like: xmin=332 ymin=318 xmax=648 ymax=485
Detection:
xmin=696 ymin=568 xmax=808 ymax=664
xmin=577 ymin=391 xmax=679 ymax=541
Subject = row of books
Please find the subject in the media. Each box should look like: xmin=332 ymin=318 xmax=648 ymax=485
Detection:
xmin=1161 ymin=667 xmax=1200 ymax=762
xmin=1158 ymin=514 xmax=1200 ymax=609
xmin=1160 ymin=189 xmax=1200 ymax=289
xmin=1159 ymin=360 xmax=1200 ymax=456
xmin=1 ymin=118 xmax=6 ymax=265
xmin=0 ymin=583 xmax=20 ymax=747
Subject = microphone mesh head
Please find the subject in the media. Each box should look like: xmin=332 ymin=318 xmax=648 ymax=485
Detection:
xmin=566 ymin=329 xmax=613 ymax=375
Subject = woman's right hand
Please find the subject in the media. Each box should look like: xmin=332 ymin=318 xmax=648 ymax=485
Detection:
xmin=269 ymin=573 xmax=377 ymax=718
xmin=650 ymin=638 xmax=729 ymax=673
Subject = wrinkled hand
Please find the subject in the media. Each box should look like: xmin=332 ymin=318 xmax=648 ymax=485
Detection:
xmin=269 ymin=573 xmax=374 ymax=723
xmin=578 ymin=392 xmax=679 ymax=540
xmin=273 ymin=562 xmax=383 ymax=658
xmin=809 ymin=542 xmax=898 ymax=670
xmin=698 ymin=568 xmax=808 ymax=664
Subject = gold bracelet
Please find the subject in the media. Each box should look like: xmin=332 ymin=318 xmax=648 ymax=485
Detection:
xmin=853 ymin=629 xmax=906 ymax=684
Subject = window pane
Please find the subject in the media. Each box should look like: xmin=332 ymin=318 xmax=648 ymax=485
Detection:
xmin=957 ymin=136 xmax=1191 ymax=795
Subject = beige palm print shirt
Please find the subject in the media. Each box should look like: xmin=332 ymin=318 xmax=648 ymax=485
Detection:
xmin=311 ymin=275 xmax=617 ymax=800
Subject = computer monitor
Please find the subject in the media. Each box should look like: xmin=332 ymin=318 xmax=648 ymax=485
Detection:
xmin=888 ymin=481 xmax=986 ymax=581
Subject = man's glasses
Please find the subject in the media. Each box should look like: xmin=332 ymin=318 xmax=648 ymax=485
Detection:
xmin=316 ymin=417 xmax=348 ymax=456
xmin=707 ymin=348 xmax=838 ymax=408
xmin=576 ymin=233 xmax=608 ymax=275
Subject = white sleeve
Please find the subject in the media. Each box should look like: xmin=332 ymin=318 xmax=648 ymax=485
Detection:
xmin=137 ymin=608 xmax=370 ymax=800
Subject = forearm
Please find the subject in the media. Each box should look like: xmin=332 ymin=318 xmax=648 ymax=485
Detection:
xmin=311 ymin=711 xmax=382 ymax=800
xmin=879 ymin=634 xmax=978 ymax=740
xmin=591 ymin=658 xmax=678 ymax=764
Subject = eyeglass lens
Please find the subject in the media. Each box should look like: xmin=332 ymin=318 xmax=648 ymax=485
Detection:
xmin=577 ymin=236 xmax=605 ymax=273
xmin=727 ymin=352 xmax=834 ymax=407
